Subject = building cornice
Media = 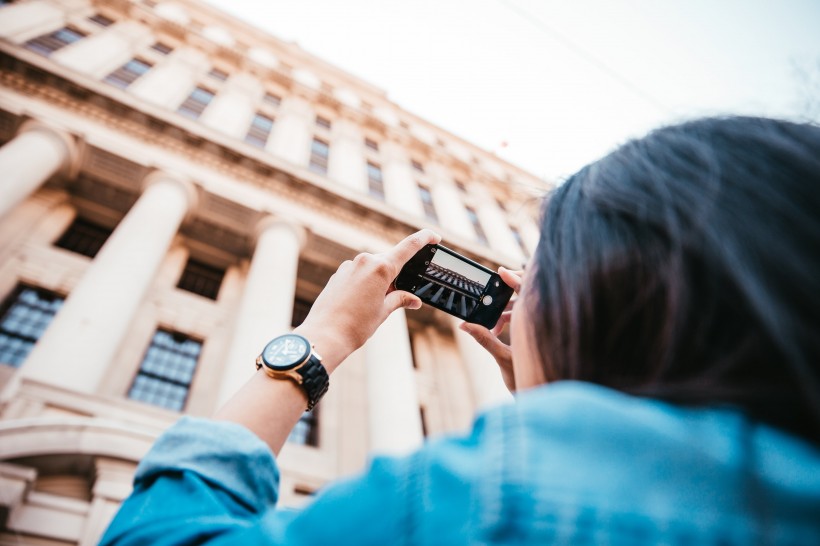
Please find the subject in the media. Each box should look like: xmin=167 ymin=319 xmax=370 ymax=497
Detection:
xmin=0 ymin=45 xmax=514 ymax=269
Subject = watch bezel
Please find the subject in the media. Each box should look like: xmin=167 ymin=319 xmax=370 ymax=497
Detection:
xmin=260 ymin=334 xmax=311 ymax=372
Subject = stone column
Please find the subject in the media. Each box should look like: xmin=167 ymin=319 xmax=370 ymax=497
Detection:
xmin=381 ymin=140 xmax=424 ymax=216
xmin=130 ymin=47 xmax=210 ymax=110
xmin=53 ymin=20 xmax=153 ymax=79
xmin=519 ymin=218 xmax=541 ymax=257
xmin=200 ymin=72 xmax=262 ymax=139
xmin=364 ymin=309 xmax=424 ymax=455
xmin=427 ymin=162 xmax=473 ymax=238
xmin=268 ymin=95 xmax=314 ymax=167
xmin=18 ymin=172 xmax=197 ymax=393
xmin=0 ymin=123 xmax=76 ymax=221
xmin=0 ymin=0 xmax=64 ymax=43
xmin=452 ymin=318 xmax=513 ymax=411
xmin=216 ymin=218 xmax=305 ymax=405
xmin=327 ymin=116 xmax=366 ymax=192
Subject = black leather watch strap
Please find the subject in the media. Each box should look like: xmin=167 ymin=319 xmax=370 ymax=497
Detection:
xmin=296 ymin=354 xmax=330 ymax=411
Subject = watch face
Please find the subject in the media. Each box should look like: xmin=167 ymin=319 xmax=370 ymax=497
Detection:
xmin=262 ymin=334 xmax=310 ymax=371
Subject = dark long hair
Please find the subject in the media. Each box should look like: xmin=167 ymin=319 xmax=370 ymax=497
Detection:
xmin=530 ymin=116 xmax=820 ymax=443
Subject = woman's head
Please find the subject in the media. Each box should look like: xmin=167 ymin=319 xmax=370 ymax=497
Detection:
xmin=520 ymin=116 xmax=820 ymax=443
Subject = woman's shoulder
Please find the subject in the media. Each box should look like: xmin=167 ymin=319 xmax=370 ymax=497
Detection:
xmin=415 ymin=380 xmax=820 ymax=543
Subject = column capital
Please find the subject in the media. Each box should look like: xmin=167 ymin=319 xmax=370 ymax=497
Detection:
xmin=17 ymin=120 xmax=81 ymax=179
xmin=254 ymin=215 xmax=307 ymax=249
xmin=141 ymin=170 xmax=199 ymax=217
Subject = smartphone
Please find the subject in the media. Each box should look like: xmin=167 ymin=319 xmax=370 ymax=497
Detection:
xmin=394 ymin=244 xmax=514 ymax=329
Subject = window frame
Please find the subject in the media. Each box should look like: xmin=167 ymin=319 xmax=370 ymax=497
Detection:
xmin=308 ymin=137 xmax=330 ymax=175
xmin=126 ymin=329 xmax=203 ymax=412
xmin=0 ymin=285 xmax=64 ymax=368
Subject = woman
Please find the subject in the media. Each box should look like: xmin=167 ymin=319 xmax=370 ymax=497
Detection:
xmin=101 ymin=117 xmax=820 ymax=544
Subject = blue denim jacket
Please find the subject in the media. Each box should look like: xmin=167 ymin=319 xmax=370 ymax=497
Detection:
xmin=100 ymin=382 xmax=820 ymax=545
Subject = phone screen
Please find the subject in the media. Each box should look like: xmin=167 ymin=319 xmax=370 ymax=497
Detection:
xmin=395 ymin=244 xmax=513 ymax=328
xmin=416 ymin=247 xmax=491 ymax=317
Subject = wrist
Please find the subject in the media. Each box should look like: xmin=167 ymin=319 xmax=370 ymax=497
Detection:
xmin=292 ymin=323 xmax=351 ymax=374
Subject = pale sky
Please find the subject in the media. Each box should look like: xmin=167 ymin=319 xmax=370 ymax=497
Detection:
xmin=207 ymin=0 xmax=820 ymax=182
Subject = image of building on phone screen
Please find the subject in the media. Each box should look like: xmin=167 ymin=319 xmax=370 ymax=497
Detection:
xmin=415 ymin=249 xmax=491 ymax=318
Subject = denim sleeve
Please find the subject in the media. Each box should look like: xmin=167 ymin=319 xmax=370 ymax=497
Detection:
xmin=99 ymin=416 xmax=418 ymax=545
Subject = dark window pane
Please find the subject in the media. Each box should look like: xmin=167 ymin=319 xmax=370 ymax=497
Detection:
xmin=177 ymin=86 xmax=214 ymax=119
xmin=291 ymin=297 xmax=313 ymax=328
xmin=367 ymin=162 xmax=384 ymax=201
xmin=418 ymin=184 xmax=437 ymax=223
xmin=0 ymin=285 xmax=64 ymax=368
xmin=411 ymin=159 xmax=424 ymax=173
xmin=177 ymin=259 xmax=225 ymax=300
xmin=510 ymin=226 xmax=529 ymax=257
xmin=24 ymin=27 xmax=86 ymax=56
xmin=465 ymin=206 xmax=488 ymax=245
xmin=315 ymin=116 xmax=331 ymax=129
xmin=288 ymin=407 xmax=319 ymax=446
xmin=127 ymin=329 xmax=202 ymax=411
xmin=103 ymin=58 xmax=152 ymax=89
xmin=263 ymin=92 xmax=281 ymax=107
xmin=208 ymin=68 xmax=228 ymax=81
xmin=55 ymin=217 xmax=112 ymax=258
xmin=364 ymin=138 xmax=379 ymax=152
xmin=151 ymin=42 xmax=172 ymax=55
xmin=88 ymin=14 xmax=114 ymax=27
xmin=454 ymin=180 xmax=467 ymax=193
xmin=244 ymin=112 xmax=274 ymax=148
xmin=309 ymin=138 xmax=329 ymax=175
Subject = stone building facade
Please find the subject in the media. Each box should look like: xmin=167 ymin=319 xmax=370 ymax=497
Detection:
xmin=0 ymin=0 xmax=549 ymax=543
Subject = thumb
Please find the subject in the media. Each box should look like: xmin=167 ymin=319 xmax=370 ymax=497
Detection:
xmin=384 ymin=290 xmax=422 ymax=314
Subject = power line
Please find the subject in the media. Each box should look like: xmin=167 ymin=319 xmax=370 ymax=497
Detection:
xmin=495 ymin=0 xmax=674 ymax=115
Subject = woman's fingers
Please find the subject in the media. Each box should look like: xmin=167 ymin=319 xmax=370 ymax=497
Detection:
xmin=498 ymin=267 xmax=524 ymax=293
xmin=460 ymin=322 xmax=511 ymax=363
xmin=384 ymin=229 xmax=441 ymax=276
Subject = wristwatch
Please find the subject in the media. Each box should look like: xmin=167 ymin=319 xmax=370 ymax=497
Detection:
xmin=256 ymin=334 xmax=329 ymax=411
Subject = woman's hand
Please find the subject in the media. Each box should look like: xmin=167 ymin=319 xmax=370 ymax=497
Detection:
xmin=459 ymin=267 xmax=523 ymax=392
xmin=295 ymin=229 xmax=441 ymax=372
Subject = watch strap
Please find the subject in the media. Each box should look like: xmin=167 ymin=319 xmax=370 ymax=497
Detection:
xmin=296 ymin=354 xmax=330 ymax=411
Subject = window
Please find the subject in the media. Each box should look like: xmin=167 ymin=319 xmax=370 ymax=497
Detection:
xmin=177 ymin=86 xmax=214 ymax=119
xmin=0 ymin=286 xmax=64 ymax=368
xmin=103 ymin=58 xmax=152 ymax=89
xmin=88 ymin=14 xmax=115 ymax=27
xmin=244 ymin=112 xmax=274 ymax=148
xmin=151 ymin=42 xmax=173 ymax=55
xmin=24 ymin=27 xmax=86 ymax=56
xmin=315 ymin=116 xmax=331 ymax=130
xmin=510 ymin=226 xmax=529 ymax=257
xmin=419 ymin=407 xmax=429 ymax=437
xmin=263 ymin=92 xmax=281 ymax=107
xmin=55 ymin=217 xmax=112 ymax=258
xmin=418 ymin=184 xmax=438 ymax=223
xmin=495 ymin=197 xmax=507 ymax=212
xmin=288 ymin=408 xmax=319 ymax=446
xmin=454 ymin=179 xmax=467 ymax=193
xmin=411 ymin=159 xmax=424 ymax=173
xmin=208 ymin=68 xmax=228 ymax=81
xmin=364 ymin=138 xmax=379 ymax=152
xmin=127 ymin=329 xmax=202 ymax=411
xmin=367 ymin=162 xmax=385 ymax=200
xmin=291 ymin=297 xmax=313 ymax=328
xmin=177 ymin=259 xmax=225 ymax=300
xmin=465 ymin=206 xmax=488 ymax=245
xmin=309 ymin=138 xmax=329 ymax=175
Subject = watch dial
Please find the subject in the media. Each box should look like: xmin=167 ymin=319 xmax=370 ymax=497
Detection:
xmin=263 ymin=335 xmax=309 ymax=369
